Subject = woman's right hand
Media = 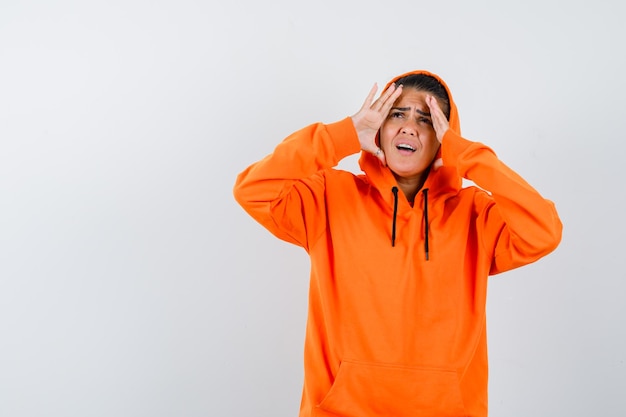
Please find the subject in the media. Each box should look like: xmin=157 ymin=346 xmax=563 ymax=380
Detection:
xmin=350 ymin=83 xmax=403 ymax=166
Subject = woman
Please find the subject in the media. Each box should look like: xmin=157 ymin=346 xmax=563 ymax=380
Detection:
xmin=234 ymin=70 xmax=562 ymax=417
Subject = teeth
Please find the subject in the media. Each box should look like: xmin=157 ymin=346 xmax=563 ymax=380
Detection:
xmin=397 ymin=144 xmax=416 ymax=151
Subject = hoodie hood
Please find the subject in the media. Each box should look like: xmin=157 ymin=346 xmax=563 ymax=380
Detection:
xmin=358 ymin=70 xmax=462 ymax=201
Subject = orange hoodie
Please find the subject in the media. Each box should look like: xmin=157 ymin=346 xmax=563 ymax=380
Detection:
xmin=233 ymin=70 xmax=562 ymax=417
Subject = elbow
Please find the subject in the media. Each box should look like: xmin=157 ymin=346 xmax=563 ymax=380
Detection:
xmin=541 ymin=202 xmax=563 ymax=255
xmin=525 ymin=199 xmax=563 ymax=258
xmin=233 ymin=170 xmax=252 ymax=209
xmin=491 ymin=210 xmax=563 ymax=274
xmin=233 ymin=181 xmax=245 ymax=207
xmin=526 ymin=212 xmax=563 ymax=259
xmin=512 ymin=213 xmax=563 ymax=263
xmin=543 ymin=215 xmax=563 ymax=255
xmin=233 ymin=182 xmax=257 ymax=214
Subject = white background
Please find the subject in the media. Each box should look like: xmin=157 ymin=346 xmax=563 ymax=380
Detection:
xmin=1 ymin=1 xmax=624 ymax=416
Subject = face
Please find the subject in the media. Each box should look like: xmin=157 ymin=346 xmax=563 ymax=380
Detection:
xmin=379 ymin=88 xmax=441 ymax=181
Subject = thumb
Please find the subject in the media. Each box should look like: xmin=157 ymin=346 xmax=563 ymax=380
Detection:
xmin=432 ymin=158 xmax=443 ymax=171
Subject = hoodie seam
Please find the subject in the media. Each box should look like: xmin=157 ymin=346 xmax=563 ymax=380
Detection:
xmin=474 ymin=191 xmax=501 ymax=272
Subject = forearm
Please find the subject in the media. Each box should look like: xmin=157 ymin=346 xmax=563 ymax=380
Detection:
xmin=233 ymin=117 xmax=360 ymax=246
xmin=235 ymin=117 xmax=358 ymax=205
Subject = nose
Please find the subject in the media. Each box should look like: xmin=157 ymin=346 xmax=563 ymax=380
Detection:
xmin=400 ymin=119 xmax=418 ymax=136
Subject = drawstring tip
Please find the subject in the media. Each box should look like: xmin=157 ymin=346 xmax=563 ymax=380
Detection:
xmin=425 ymin=251 xmax=429 ymax=261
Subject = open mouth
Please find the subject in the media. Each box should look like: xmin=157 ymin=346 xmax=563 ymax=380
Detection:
xmin=396 ymin=143 xmax=416 ymax=152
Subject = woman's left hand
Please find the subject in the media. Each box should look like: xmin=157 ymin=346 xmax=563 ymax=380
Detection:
xmin=426 ymin=95 xmax=449 ymax=143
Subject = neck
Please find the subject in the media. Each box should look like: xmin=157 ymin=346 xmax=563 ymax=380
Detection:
xmin=393 ymin=169 xmax=429 ymax=203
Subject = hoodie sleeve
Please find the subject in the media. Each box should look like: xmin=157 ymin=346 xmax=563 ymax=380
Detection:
xmin=441 ymin=130 xmax=563 ymax=274
xmin=233 ymin=117 xmax=361 ymax=251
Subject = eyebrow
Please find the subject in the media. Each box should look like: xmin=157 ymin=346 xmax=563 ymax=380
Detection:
xmin=391 ymin=107 xmax=431 ymax=117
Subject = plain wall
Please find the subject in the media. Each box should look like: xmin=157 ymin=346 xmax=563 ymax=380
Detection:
xmin=1 ymin=1 xmax=624 ymax=416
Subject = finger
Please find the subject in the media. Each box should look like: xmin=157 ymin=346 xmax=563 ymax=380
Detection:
xmin=432 ymin=157 xmax=444 ymax=171
xmin=426 ymin=95 xmax=441 ymax=117
xmin=371 ymin=83 xmax=400 ymax=111
xmin=426 ymin=95 xmax=448 ymax=141
xmin=360 ymin=83 xmax=378 ymax=111
xmin=379 ymin=84 xmax=403 ymax=116
xmin=428 ymin=96 xmax=446 ymax=125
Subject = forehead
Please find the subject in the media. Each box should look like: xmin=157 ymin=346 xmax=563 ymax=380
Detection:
xmin=393 ymin=88 xmax=429 ymax=108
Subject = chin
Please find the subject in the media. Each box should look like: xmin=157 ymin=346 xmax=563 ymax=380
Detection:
xmin=388 ymin=163 xmax=429 ymax=179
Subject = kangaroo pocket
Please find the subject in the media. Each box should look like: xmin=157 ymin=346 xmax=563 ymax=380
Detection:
xmin=315 ymin=360 xmax=467 ymax=417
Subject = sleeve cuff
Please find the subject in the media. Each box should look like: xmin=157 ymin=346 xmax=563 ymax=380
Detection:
xmin=325 ymin=117 xmax=362 ymax=160
xmin=441 ymin=129 xmax=474 ymax=167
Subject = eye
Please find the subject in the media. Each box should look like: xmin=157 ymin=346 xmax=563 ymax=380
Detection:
xmin=389 ymin=111 xmax=404 ymax=119
xmin=419 ymin=117 xmax=433 ymax=125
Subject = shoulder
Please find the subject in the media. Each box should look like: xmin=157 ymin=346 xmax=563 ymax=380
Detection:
xmin=441 ymin=185 xmax=492 ymax=212
xmin=323 ymin=169 xmax=374 ymax=199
